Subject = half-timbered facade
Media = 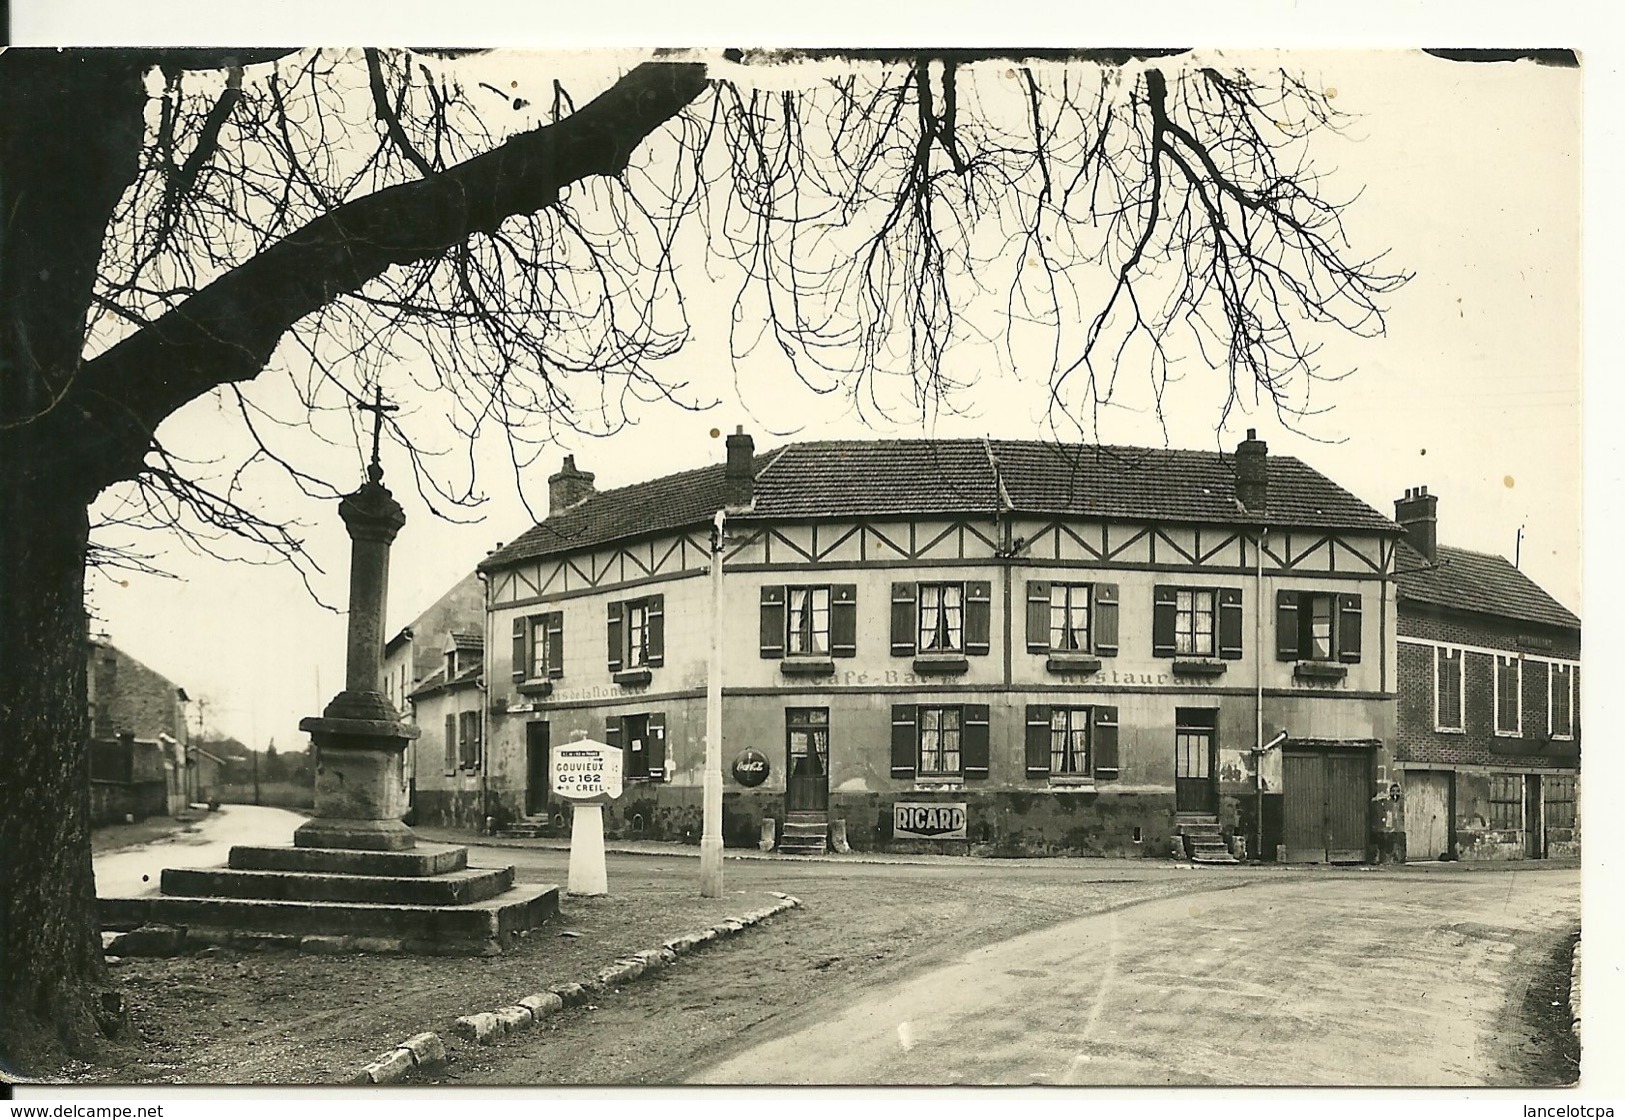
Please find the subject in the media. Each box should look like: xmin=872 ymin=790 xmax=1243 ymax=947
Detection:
xmin=1391 ymin=487 xmax=1580 ymax=862
xmin=473 ymin=431 xmax=1406 ymax=860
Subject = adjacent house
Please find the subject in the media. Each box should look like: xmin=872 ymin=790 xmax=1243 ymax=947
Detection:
xmin=465 ymin=431 xmax=1408 ymax=861
xmin=1392 ymin=487 xmax=1580 ymax=861
xmin=382 ymin=571 xmax=487 ymax=824
xmin=86 ymin=638 xmax=192 ymax=823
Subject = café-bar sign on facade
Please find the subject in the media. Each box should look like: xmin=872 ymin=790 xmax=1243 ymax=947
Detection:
xmin=893 ymin=802 xmax=968 ymax=841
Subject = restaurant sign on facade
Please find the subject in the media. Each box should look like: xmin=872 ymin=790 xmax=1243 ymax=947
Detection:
xmin=893 ymin=801 xmax=968 ymax=841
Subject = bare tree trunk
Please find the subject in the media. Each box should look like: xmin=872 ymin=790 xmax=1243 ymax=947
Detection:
xmin=0 ymin=52 xmax=149 ymax=1071
xmin=0 ymin=487 xmax=123 ymax=1072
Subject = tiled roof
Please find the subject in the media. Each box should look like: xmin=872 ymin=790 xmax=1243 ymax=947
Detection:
xmin=481 ymin=438 xmax=1398 ymax=569
xmin=449 ymin=631 xmax=484 ymax=652
xmin=1395 ymin=542 xmax=1579 ymax=632
xmin=408 ymin=662 xmax=481 ymax=701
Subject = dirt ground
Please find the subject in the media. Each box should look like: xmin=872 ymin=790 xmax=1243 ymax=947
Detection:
xmin=65 ymin=852 xmax=1213 ymax=1086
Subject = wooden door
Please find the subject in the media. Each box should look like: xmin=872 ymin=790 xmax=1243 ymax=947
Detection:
xmin=1283 ymin=750 xmax=1371 ymax=863
xmin=1524 ymin=774 xmax=1544 ymax=858
xmin=1283 ymin=752 xmax=1328 ymax=862
xmin=525 ymin=721 xmax=550 ymax=816
xmin=786 ymin=711 xmax=829 ymax=813
xmin=1325 ymin=753 xmax=1369 ymax=863
xmin=1174 ymin=726 xmax=1217 ymax=814
xmin=1404 ymin=770 xmax=1453 ymax=861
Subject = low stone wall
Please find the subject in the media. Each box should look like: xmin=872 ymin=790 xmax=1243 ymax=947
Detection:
xmin=91 ymin=779 xmax=167 ymax=826
xmin=216 ymin=782 xmax=314 ymax=810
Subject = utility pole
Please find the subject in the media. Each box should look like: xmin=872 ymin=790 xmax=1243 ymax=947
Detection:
xmin=700 ymin=508 xmax=726 ymax=898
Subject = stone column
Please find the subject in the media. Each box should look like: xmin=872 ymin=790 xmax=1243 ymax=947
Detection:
xmin=295 ymin=463 xmax=420 ymax=851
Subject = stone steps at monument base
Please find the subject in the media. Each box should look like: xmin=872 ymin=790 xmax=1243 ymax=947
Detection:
xmin=161 ymin=864 xmax=515 ymax=906
xmin=229 ymin=842 xmax=468 ymax=877
xmin=99 ymin=881 xmax=561 ymax=951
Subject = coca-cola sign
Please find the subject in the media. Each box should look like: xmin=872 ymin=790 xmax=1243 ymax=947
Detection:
xmin=731 ymin=749 xmax=770 ymax=787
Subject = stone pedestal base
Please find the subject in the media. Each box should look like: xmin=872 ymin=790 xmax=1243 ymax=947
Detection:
xmin=298 ymin=709 xmax=419 ymax=851
xmin=294 ymin=815 xmax=416 ymax=852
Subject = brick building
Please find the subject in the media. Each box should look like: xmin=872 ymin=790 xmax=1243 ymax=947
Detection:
xmin=1392 ymin=488 xmax=1580 ymax=861
xmin=459 ymin=432 xmax=1410 ymax=862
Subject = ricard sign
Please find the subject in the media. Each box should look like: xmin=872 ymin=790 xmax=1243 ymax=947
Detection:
xmin=893 ymin=802 xmax=968 ymax=841
xmin=551 ymin=741 xmax=623 ymax=803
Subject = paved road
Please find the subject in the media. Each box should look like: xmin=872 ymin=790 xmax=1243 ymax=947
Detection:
xmin=93 ymin=805 xmax=305 ymax=897
xmin=691 ymin=866 xmax=1578 ymax=1087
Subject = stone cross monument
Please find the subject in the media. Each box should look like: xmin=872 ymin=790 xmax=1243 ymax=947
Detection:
xmin=295 ymin=388 xmax=420 ymax=851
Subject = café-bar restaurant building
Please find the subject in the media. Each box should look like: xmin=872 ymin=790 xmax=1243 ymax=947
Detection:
xmin=470 ymin=431 xmax=1407 ymax=861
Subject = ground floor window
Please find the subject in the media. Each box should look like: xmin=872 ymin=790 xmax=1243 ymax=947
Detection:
xmin=918 ymin=706 xmax=962 ymax=776
xmin=1488 ymin=773 xmax=1523 ymax=830
xmin=891 ymin=703 xmax=990 ymax=782
xmin=1049 ymin=708 xmax=1090 ymax=774
xmin=604 ymin=711 xmax=667 ymax=781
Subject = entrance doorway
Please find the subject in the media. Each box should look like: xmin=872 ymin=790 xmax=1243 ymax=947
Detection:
xmin=1283 ymin=748 xmax=1370 ymax=863
xmin=786 ymin=707 xmax=829 ymax=813
xmin=1174 ymin=710 xmax=1217 ymax=815
xmin=1524 ymin=774 xmax=1544 ymax=859
xmin=1404 ymin=769 xmax=1453 ymax=861
xmin=525 ymin=721 xmax=550 ymax=817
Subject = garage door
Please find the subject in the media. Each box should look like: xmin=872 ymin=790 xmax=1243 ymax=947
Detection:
xmin=1404 ymin=770 xmax=1451 ymax=862
xmin=1283 ymin=750 xmax=1370 ymax=863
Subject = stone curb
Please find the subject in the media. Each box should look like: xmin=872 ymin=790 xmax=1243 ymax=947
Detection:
xmin=350 ymin=892 xmax=802 ymax=1084
xmin=351 ymin=1032 xmax=447 ymax=1085
xmin=1570 ymin=935 xmax=1582 ymax=1038
xmin=447 ymin=894 xmax=803 ymax=1047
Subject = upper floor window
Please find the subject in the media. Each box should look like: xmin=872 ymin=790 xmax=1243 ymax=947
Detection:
xmin=511 ymin=611 xmax=563 ymax=683
xmin=1434 ymin=646 xmax=1464 ymax=732
xmin=1549 ymin=662 xmax=1575 ymax=740
xmin=1154 ymin=586 xmax=1243 ymax=660
xmin=608 ymin=594 xmax=664 ymax=676
xmin=890 ymin=581 xmax=992 ymax=658
xmin=760 ymin=585 xmax=857 ymax=660
xmin=890 ymin=702 xmax=990 ymax=782
xmin=1275 ymin=590 xmax=1361 ymax=663
xmin=1494 ymin=654 xmax=1522 ymax=736
xmin=1026 ymin=581 xmax=1120 ymax=658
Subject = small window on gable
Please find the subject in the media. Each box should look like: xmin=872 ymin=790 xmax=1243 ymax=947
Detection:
xmin=1434 ymin=646 xmax=1464 ymax=732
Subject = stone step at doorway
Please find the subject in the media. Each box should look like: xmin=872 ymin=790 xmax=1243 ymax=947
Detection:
xmin=779 ymin=812 xmax=829 ymax=855
xmin=1174 ymin=814 xmax=1241 ymax=865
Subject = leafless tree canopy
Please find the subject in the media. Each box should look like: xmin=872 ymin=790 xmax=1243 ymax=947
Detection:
xmin=77 ymin=49 xmax=1405 ymax=572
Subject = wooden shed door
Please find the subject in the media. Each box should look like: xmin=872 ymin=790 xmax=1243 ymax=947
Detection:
xmin=1283 ymin=750 xmax=1370 ymax=863
xmin=1404 ymin=770 xmax=1452 ymax=862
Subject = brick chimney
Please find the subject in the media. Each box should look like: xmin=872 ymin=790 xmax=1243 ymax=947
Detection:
xmin=1394 ymin=485 xmax=1438 ymax=563
xmin=548 ymin=454 xmax=595 ymax=513
xmin=724 ymin=426 xmax=755 ymax=508
xmin=1235 ymin=428 xmax=1268 ymax=513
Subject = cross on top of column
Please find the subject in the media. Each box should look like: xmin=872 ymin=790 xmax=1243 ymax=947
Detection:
xmin=357 ymin=384 xmax=399 ymax=484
